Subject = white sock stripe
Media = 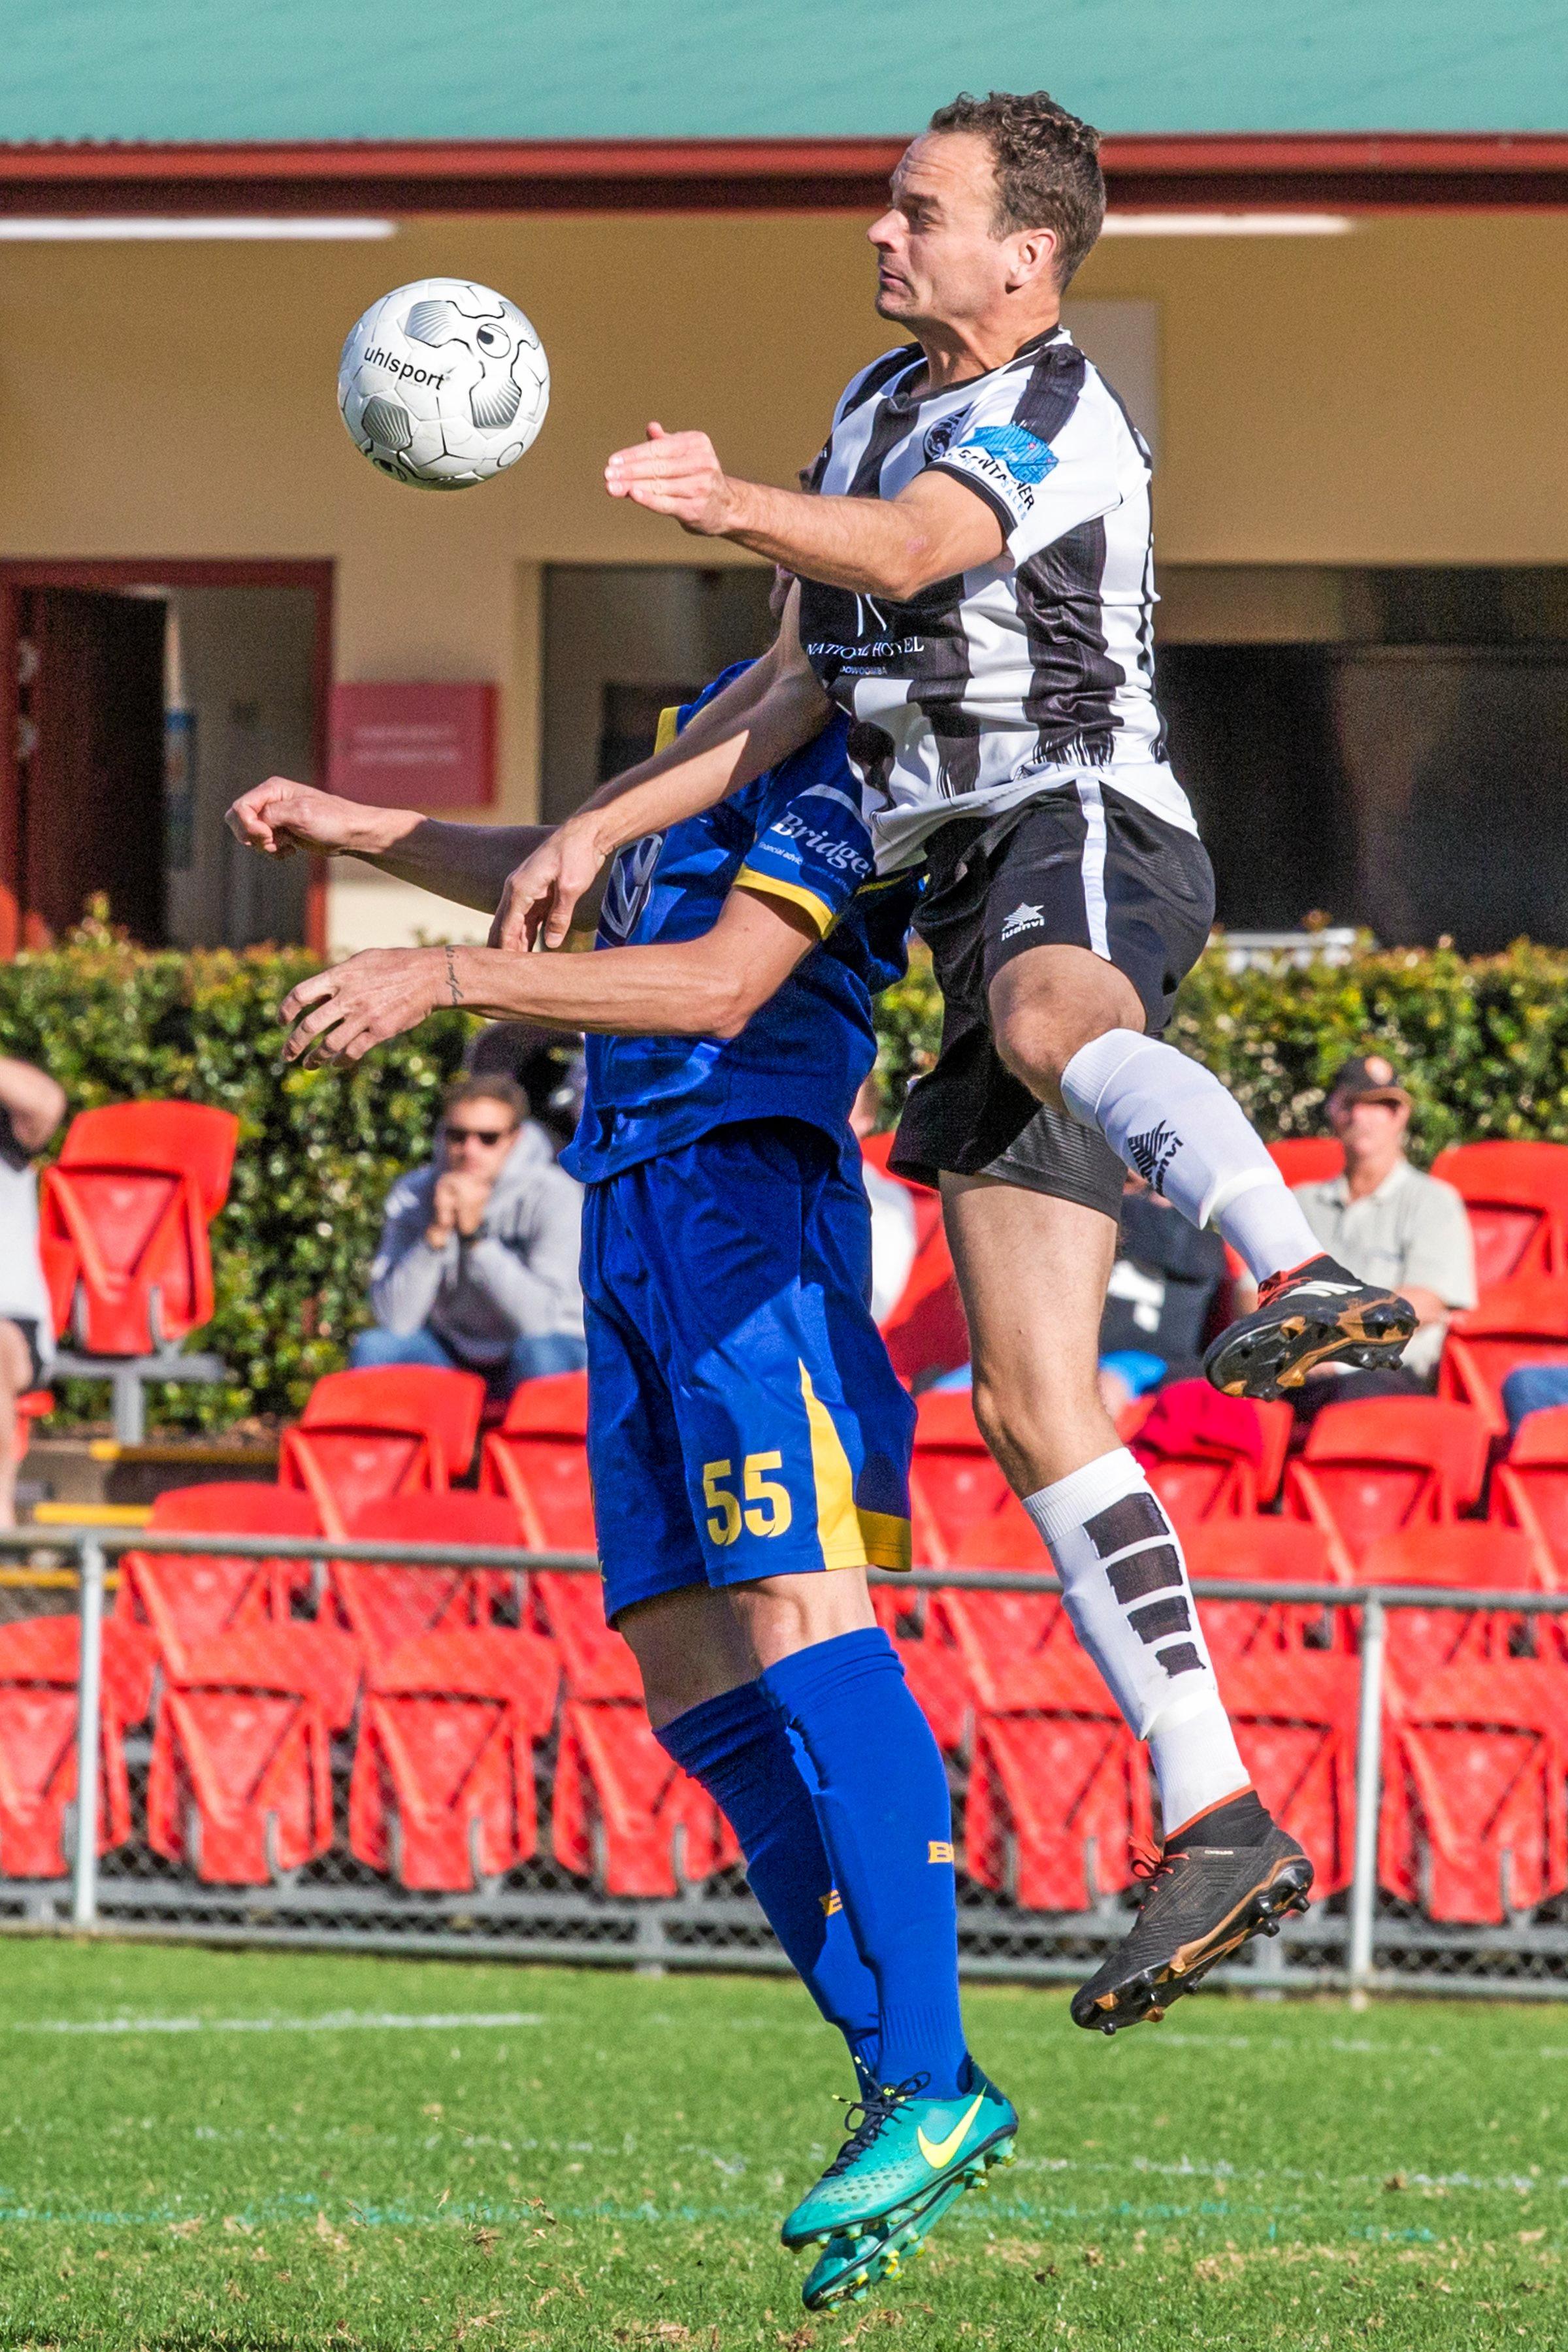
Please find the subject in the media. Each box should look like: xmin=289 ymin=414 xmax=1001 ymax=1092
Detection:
xmin=1200 ymin=1162 xmax=1279 ymax=1231
xmin=1073 ymin=778 xmax=1111 ymax=960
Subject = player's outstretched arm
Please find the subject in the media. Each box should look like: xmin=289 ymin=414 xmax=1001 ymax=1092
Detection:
xmin=605 ymin=421 xmax=1005 ymax=600
xmin=225 ymin=775 xmax=547 ymax=915
xmin=279 ymin=884 xmax=820 ymax=1068
xmin=491 ymin=587 xmax=830 ymax=954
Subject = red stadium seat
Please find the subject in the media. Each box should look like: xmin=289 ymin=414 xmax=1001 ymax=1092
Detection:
xmin=279 ymin=1365 xmax=486 ymax=1531
xmin=1215 ymin=1650 xmax=1360 ymax=1897
xmin=551 ymin=1699 xmax=738 ymax=1895
xmin=1185 ymin=1518 xmax=1350 ymax=1659
xmin=478 ymin=1373 xmax=596 ymax=1552
xmin=907 ymin=1390 xmax=1021 ymax=1566
xmin=1360 ymin=1524 xmax=1546 ymax=1682
xmin=334 ymin=1492 xmax=529 ymax=1665
xmin=13 ymin=1387 xmax=50 ymax=1466
xmin=38 ymin=1101 xmax=237 ymax=1356
xmin=147 ymin=1683 xmax=333 ymax=1884
xmin=860 ymin=1134 xmax=970 ymax=1388
xmin=1430 ymin=1140 xmax=1568 ymax=1296
xmin=1267 ymin=1138 xmax=1344 ymax=1187
xmin=1491 ymin=1405 xmax=1568 ymax=1581
xmin=531 ymin=1572 xmax=642 ymax=1701
xmin=964 ymin=1641 xmax=1152 ymax=1912
xmin=116 ymin=1483 xmax=324 ymax=1670
xmin=1132 ymin=1382 xmax=1292 ymax=1522
xmin=1437 ymin=1277 xmax=1568 ymax=1435
xmin=0 ymin=1617 xmax=152 ymax=1878
xmin=348 ymin=1627 xmax=559 ymax=1891
xmin=1380 ymin=1659 xmax=1568 ymax=1923
xmin=887 ymin=1617 xmax=974 ymax=1757
xmin=928 ymin=1584 xmax=1066 ymax=1714
xmin=1282 ymin=1397 xmax=1490 ymax=1565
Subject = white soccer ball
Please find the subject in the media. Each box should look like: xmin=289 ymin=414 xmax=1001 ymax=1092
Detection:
xmin=337 ymin=278 xmax=549 ymax=491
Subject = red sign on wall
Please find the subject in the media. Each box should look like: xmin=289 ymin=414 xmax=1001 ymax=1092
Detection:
xmin=329 ymin=681 xmax=497 ymax=809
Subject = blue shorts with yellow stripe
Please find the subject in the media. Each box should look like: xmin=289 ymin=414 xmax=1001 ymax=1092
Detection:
xmin=581 ymin=1117 xmax=915 ymax=1621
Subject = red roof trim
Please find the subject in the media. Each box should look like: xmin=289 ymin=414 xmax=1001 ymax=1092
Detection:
xmin=0 ymin=133 xmax=1564 ymax=213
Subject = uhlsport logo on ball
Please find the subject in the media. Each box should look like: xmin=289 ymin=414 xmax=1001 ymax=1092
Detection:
xmin=338 ymin=278 xmax=549 ymax=489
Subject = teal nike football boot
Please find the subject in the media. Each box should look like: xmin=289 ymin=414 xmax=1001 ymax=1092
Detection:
xmin=783 ymin=2066 xmax=1017 ymax=2258
xmin=799 ymin=2161 xmax=986 ymax=2311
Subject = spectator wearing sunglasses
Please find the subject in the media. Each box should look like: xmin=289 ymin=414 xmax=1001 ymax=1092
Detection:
xmin=353 ymin=1074 xmax=586 ymax=1396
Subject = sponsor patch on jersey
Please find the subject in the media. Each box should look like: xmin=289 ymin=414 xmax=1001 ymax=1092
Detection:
xmin=960 ymin=423 xmax=1058 ymax=485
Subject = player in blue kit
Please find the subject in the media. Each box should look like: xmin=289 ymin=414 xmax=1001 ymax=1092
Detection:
xmin=229 ymin=671 xmax=1017 ymax=2310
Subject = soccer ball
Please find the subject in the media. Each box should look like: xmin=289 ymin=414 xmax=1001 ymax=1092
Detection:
xmin=337 ymin=278 xmax=549 ymax=491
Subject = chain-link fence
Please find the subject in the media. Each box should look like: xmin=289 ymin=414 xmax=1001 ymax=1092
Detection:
xmin=3 ymin=1524 xmax=1567 ymax=1998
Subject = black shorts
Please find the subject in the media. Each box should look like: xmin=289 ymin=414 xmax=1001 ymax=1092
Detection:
xmin=890 ymin=782 xmax=1216 ymax=1219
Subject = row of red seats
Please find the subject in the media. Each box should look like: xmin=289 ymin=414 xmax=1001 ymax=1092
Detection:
xmin=5 ymin=1533 xmax=1553 ymax=1930
xmin=0 ymin=1474 xmax=735 ymax=1901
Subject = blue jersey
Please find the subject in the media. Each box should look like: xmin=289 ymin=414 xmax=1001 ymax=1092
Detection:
xmin=561 ymin=666 xmax=919 ymax=1186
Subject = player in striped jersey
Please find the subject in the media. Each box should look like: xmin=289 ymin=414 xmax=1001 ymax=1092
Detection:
xmin=497 ymin=92 xmax=1416 ymax=2038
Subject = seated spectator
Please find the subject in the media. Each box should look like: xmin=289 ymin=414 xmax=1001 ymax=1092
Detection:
xmin=1098 ymin=1173 xmax=1229 ymax=1418
xmin=0 ymin=1056 xmax=66 ymax=1528
xmin=1501 ymin=1362 xmax=1568 ymax=1435
xmin=850 ymin=1072 xmax=919 ymax=1324
xmin=355 ymin=1075 xmax=585 ymax=1399
xmin=1266 ymin=1054 xmax=1476 ymax=1416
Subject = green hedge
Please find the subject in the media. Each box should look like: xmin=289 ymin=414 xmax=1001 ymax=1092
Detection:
xmin=0 ymin=915 xmax=473 ymax=1428
xmin=5 ymin=920 xmax=1568 ymax=1428
xmin=877 ymin=936 xmax=1568 ymax=1168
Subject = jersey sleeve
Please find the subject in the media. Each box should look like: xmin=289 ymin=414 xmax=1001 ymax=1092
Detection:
xmin=928 ymin=360 xmax=1124 ymax=562
xmin=733 ymin=747 xmax=876 ymax=940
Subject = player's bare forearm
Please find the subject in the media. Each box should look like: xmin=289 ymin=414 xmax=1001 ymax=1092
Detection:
xmin=280 ymin=887 xmax=817 ymax=1066
xmin=372 ymin=820 xmax=549 ymax=913
xmin=225 ymin=775 xmax=547 ymax=915
xmin=604 ymin=425 xmax=1004 ymax=599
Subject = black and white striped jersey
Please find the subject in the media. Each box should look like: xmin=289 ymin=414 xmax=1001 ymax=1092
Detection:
xmin=796 ymin=324 xmax=1196 ymax=872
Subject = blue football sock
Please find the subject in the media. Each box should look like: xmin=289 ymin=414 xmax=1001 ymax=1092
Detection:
xmin=656 ymin=1680 xmax=881 ymax=2092
xmin=762 ymin=1626 xmax=968 ymax=2099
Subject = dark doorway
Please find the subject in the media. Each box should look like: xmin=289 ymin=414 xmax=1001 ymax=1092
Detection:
xmin=18 ymin=589 xmax=166 ymax=945
xmin=1159 ymin=641 xmax=1568 ymax=951
xmin=0 ymin=559 xmax=332 ymax=956
xmin=542 ymin=566 xmax=775 ymax=824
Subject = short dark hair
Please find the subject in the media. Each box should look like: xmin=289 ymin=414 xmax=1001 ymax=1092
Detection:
xmin=926 ymin=90 xmax=1105 ymax=286
xmin=443 ymin=1072 xmax=527 ymax=1126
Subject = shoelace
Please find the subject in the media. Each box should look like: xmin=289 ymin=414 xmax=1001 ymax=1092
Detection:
xmin=822 ymin=2074 xmax=930 ymax=2177
xmin=1130 ymin=1840 xmax=1186 ymax=1904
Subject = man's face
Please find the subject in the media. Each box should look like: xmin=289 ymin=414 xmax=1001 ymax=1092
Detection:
xmin=868 ymin=133 xmax=1055 ymax=333
xmin=1327 ymin=1091 xmax=1410 ymax=1158
xmin=442 ymin=1098 xmax=519 ymax=1183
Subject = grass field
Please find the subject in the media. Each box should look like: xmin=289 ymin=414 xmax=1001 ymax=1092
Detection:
xmin=0 ymin=1939 xmax=1564 ymax=2349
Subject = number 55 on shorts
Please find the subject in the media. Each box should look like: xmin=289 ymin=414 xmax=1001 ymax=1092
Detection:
xmin=702 ymin=1452 xmax=794 ymax=1546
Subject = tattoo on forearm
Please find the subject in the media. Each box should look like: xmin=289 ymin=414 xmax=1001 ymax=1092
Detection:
xmin=444 ymin=945 xmax=465 ymax=1007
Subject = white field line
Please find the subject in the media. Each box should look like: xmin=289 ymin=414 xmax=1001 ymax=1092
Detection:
xmin=8 ymin=2010 xmax=546 ymax=2036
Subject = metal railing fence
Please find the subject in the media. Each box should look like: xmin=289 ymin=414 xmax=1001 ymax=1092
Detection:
xmin=3 ymin=1523 xmax=1567 ymax=1999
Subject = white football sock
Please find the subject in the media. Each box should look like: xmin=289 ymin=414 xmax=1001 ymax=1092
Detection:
xmin=1060 ymin=1028 xmax=1321 ymax=1283
xmin=1023 ymin=1448 xmax=1250 ymax=1835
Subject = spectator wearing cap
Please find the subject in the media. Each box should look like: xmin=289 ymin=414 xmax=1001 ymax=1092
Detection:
xmin=1283 ymin=1054 xmax=1476 ymax=1413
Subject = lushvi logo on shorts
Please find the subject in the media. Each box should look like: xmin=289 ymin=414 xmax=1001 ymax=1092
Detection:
xmin=1128 ymin=1120 xmax=1181 ymax=1195
xmin=1000 ymin=902 xmax=1045 ymax=941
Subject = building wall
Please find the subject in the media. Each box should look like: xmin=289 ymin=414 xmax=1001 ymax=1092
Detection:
xmin=1 ymin=208 xmax=1564 ymax=941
